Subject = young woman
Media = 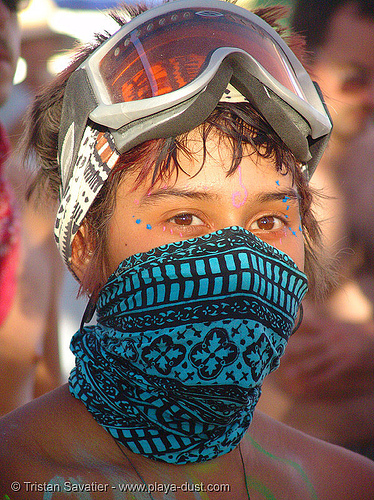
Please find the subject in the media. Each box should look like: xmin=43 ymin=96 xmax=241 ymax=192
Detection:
xmin=1 ymin=1 xmax=373 ymax=498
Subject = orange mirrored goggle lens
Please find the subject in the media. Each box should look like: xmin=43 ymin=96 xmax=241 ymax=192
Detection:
xmin=99 ymin=6 xmax=304 ymax=104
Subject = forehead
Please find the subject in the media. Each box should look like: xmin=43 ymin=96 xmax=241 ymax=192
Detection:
xmin=128 ymin=128 xmax=287 ymax=190
xmin=124 ymin=130 xmax=295 ymax=198
xmin=321 ymin=4 xmax=374 ymax=70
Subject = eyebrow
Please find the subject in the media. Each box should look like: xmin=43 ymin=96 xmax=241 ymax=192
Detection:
xmin=138 ymin=188 xmax=220 ymax=206
xmin=138 ymin=186 xmax=300 ymax=206
xmin=257 ymin=188 xmax=300 ymax=204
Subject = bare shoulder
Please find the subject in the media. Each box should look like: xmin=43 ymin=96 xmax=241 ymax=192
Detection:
xmin=0 ymin=385 xmax=75 ymax=455
xmin=0 ymin=387 xmax=60 ymax=495
xmin=249 ymin=410 xmax=374 ymax=499
xmin=0 ymin=385 xmax=112 ymax=496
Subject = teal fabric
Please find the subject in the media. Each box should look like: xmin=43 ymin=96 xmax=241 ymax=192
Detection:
xmin=69 ymin=226 xmax=308 ymax=463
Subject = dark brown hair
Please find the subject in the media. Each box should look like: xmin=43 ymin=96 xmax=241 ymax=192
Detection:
xmin=23 ymin=2 xmax=334 ymax=300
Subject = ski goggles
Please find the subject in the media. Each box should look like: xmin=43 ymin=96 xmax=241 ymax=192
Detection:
xmin=56 ymin=0 xmax=332 ymax=266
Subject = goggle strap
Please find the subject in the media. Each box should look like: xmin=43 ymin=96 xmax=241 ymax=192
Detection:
xmin=231 ymin=72 xmax=312 ymax=165
xmin=59 ymin=69 xmax=98 ymax=193
xmin=265 ymin=89 xmax=312 ymax=162
xmin=307 ymin=133 xmax=330 ymax=180
xmin=306 ymin=82 xmax=333 ymax=178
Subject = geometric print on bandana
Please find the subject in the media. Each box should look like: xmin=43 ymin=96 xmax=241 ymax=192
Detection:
xmin=69 ymin=226 xmax=308 ymax=464
xmin=99 ymin=226 xmax=306 ymax=336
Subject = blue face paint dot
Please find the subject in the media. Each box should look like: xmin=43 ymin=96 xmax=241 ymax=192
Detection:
xmin=276 ymin=180 xmax=280 ymax=186
xmin=299 ymin=225 xmax=303 ymax=232
xmin=136 ymin=219 xmax=142 ymax=224
xmin=286 ymin=205 xmax=290 ymax=210
xmin=282 ymin=196 xmax=290 ymax=203
xmin=146 ymin=224 xmax=152 ymax=230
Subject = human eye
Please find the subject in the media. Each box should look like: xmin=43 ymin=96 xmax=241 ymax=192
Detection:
xmin=249 ymin=215 xmax=286 ymax=233
xmin=168 ymin=212 xmax=204 ymax=227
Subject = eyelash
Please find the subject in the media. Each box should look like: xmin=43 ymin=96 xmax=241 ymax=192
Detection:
xmin=250 ymin=214 xmax=289 ymax=232
xmin=167 ymin=212 xmax=290 ymax=232
xmin=166 ymin=213 xmax=206 ymax=234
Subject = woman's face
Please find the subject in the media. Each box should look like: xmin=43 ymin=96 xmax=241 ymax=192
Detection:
xmin=102 ymin=134 xmax=305 ymax=278
xmin=73 ymin=133 xmax=305 ymax=281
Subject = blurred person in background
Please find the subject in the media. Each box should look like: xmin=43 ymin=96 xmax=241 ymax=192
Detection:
xmin=1 ymin=7 xmax=76 ymax=150
xmin=258 ymin=0 xmax=374 ymax=459
xmin=0 ymin=0 xmax=64 ymax=415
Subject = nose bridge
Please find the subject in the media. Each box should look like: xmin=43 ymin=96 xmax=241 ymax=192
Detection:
xmin=218 ymin=180 xmax=250 ymax=229
xmin=223 ymin=185 xmax=263 ymax=230
xmin=215 ymin=206 xmax=247 ymax=232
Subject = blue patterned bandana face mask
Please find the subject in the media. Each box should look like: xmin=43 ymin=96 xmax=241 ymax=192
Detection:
xmin=69 ymin=226 xmax=308 ymax=464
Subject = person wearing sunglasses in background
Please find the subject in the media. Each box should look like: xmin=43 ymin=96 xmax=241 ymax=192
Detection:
xmin=258 ymin=0 xmax=374 ymax=460
xmin=0 ymin=0 xmax=63 ymax=416
xmin=1 ymin=1 xmax=373 ymax=498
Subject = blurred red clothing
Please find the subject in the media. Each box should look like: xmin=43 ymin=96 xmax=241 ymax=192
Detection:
xmin=0 ymin=122 xmax=20 ymax=326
